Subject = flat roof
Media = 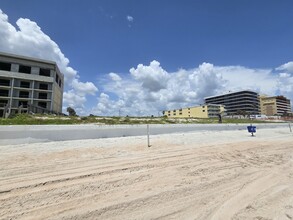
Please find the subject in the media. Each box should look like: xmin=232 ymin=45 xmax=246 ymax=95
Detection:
xmin=0 ymin=51 xmax=63 ymax=76
xmin=163 ymin=103 xmax=225 ymax=111
xmin=204 ymin=90 xmax=258 ymax=99
xmin=261 ymin=95 xmax=291 ymax=101
xmin=0 ymin=51 xmax=57 ymax=65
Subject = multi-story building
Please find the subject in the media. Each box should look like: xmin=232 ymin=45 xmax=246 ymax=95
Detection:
xmin=204 ymin=90 xmax=260 ymax=116
xmin=260 ymin=95 xmax=291 ymax=116
xmin=163 ymin=104 xmax=225 ymax=118
xmin=0 ymin=52 xmax=64 ymax=117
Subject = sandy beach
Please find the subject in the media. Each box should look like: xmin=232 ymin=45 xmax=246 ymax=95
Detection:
xmin=0 ymin=127 xmax=292 ymax=220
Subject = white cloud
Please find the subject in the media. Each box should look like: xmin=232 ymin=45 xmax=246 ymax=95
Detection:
xmin=130 ymin=60 xmax=169 ymax=92
xmin=1 ymin=9 xmax=292 ymax=116
xmin=63 ymin=90 xmax=87 ymax=108
xmin=215 ymin=66 xmax=278 ymax=95
xmin=275 ymin=71 xmax=293 ymax=105
xmin=91 ymin=61 xmax=293 ymax=116
xmin=109 ymin=72 xmax=122 ymax=81
xmin=126 ymin=15 xmax=134 ymax=22
xmin=91 ymin=93 xmax=126 ymax=116
xmin=0 ymin=9 xmax=98 ymax=113
xmin=276 ymin=61 xmax=293 ymax=73
xmin=71 ymin=79 xmax=98 ymax=96
xmin=92 ymin=61 xmax=226 ymax=116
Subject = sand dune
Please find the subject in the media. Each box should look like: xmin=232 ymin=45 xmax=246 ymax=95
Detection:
xmin=0 ymin=128 xmax=292 ymax=219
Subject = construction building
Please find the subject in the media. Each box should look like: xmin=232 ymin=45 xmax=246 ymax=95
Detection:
xmin=163 ymin=104 xmax=225 ymax=118
xmin=204 ymin=90 xmax=260 ymax=116
xmin=0 ymin=52 xmax=64 ymax=117
xmin=260 ymin=95 xmax=291 ymax=116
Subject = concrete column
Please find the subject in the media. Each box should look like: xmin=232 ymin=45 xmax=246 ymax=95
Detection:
xmin=31 ymin=80 xmax=35 ymax=105
xmin=51 ymin=84 xmax=54 ymax=112
xmin=9 ymin=78 xmax=14 ymax=115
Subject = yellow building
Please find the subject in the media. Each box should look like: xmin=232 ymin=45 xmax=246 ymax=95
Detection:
xmin=163 ymin=104 xmax=225 ymax=118
xmin=260 ymin=95 xmax=291 ymax=116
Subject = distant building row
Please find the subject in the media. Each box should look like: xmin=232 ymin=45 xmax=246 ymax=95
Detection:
xmin=163 ymin=90 xmax=292 ymax=118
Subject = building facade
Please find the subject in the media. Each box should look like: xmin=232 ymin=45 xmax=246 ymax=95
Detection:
xmin=163 ymin=104 xmax=225 ymax=118
xmin=0 ymin=52 xmax=64 ymax=117
xmin=204 ymin=90 xmax=260 ymax=116
xmin=260 ymin=95 xmax=291 ymax=116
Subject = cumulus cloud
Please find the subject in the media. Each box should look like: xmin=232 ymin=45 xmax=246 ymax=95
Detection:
xmin=276 ymin=61 xmax=293 ymax=73
xmin=91 ymin=93 xmax=126 ymax=116
xmin=130 ymin=60 xmax=169 ymax=92
xmin=0 ymin=9 xmax=98 ymax=112
xmin=91 ymin=60 xmax=293 ymax=116
xmin=2 ymin=9 xmax=292 ymax=116
xmin=275 ymin=71 xmax=293 ymax=105
xmin=216 ymin=66 xmax=278 ymax=95
xmin=71 ymin=79 xmax=98 ymax=96
xmin=92 ymin=61 xmax=226 ymax=116
xmin=109 ymin=72 xmax=122 ymax=81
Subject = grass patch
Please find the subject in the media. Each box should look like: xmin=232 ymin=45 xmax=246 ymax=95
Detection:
xmin=0 ymin=114 xmax=277 ymax=125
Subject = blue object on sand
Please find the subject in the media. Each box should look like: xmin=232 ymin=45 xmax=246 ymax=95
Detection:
xmin=247 ymin=125 xmax=256 ymax=136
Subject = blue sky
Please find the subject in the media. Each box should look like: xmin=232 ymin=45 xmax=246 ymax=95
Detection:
xmin=0 ymin=1 xmax=293 ymax=115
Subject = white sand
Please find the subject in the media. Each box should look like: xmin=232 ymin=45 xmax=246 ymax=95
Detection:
xmin=0 ymin=128 xmax=292 ymax=219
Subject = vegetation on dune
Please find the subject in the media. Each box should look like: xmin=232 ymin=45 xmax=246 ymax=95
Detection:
xmin=0 ymin=113 xmax=276 ymax=125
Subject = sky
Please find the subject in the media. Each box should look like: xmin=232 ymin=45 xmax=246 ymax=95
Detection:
xmin=0 ymin=0 xmax=293 ymax=116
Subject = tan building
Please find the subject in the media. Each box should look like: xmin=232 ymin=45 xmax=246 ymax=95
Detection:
xmin=163 ymin=104 xmax=225 ymax=118
xmin=260 ymin=95 xmax=291 ymax=116
xmin=0 ymin=52 xmax=64 ymax=117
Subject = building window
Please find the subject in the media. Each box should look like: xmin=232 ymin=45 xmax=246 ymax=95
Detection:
xmin=19 ymin=65 xmax=31 ymax=74
xmin=0 ymin=79 xmax=10 ymax=86
xmin=19 ymin=91 xmax=29 ymax=98
xmin=0 ymin=89 xmax=9 ymax=97
xmin=39 ymin=68 xmax=51 ymax=77
xmin=19 ymin=101 xmax=28 ymax=108
xmin=38 ymin=102 xmax=47 ymax=109
xmin=39 ymin=83 xmax=48 ymax=90
xmin=203 ymin=110 xmax=205 ymax=112
xmin=0 ymin=100 xmax=8 ymax=105
xmin=0 ymin=62 xmax=11 ymax=71
xmin=38 ymin=93 xmax=48 ymax=99
xmin=55 ymin=74 xmax=59 ymax=83
xmin=20 ymin=81 xmax=30 ymax=88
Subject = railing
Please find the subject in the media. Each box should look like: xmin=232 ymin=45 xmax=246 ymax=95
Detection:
xmin=27 ymin=103 xmax=60 ymax=115
xmin=1 ymin=103 xmax=62 ymax=118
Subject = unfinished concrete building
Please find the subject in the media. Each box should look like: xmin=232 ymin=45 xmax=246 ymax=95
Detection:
xmin=0 ymin=52 xmax=64 ymax=117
